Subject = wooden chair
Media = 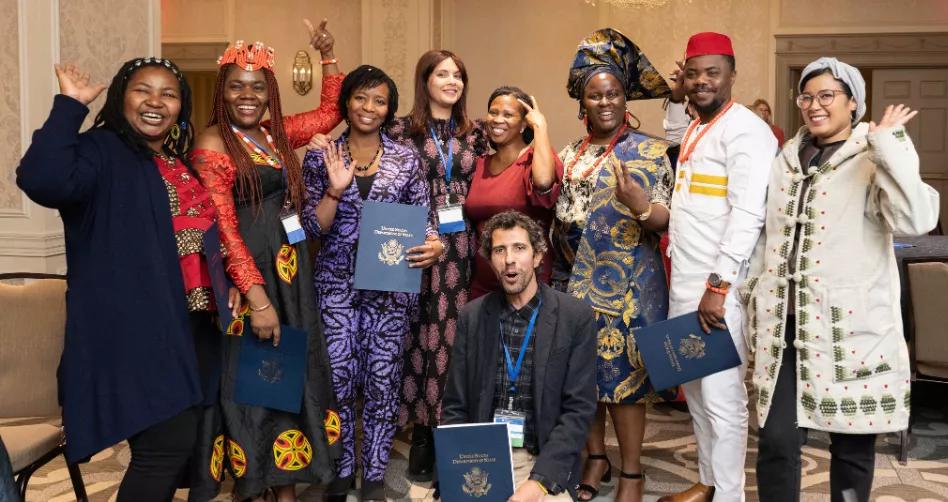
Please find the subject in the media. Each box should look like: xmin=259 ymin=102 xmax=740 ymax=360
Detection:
xmin=902 ymin=261 xmax=948 ymax=464
xmin=0 ymin=273 xmax=87 ymax=501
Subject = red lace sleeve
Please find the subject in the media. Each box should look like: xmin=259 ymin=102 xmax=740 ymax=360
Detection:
xmin=280 ymin=73 xmax=345 ymax=149
xmin=191 ymin=148 xmax=265 ymax=293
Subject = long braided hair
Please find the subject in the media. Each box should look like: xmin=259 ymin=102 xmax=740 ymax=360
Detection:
xmin=94 ymin=57 xmax=194 ymax=159
xmin=208 ymin=64 xmax=303 ymax=213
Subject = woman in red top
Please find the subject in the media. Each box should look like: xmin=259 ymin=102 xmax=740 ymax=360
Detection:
xmin=465 ymin=86 xmax=563 ymax=299
xmin=190 ymin=20 xmax=343 ymax=501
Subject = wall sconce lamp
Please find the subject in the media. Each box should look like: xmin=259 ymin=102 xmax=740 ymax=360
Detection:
xmin=292 ymin=50 xmax=313 ymax=96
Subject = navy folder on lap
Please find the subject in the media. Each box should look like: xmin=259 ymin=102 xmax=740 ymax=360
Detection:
xmin=632 ymin=312 xmax=741 ymax=391
xmin=234 ymin=325 xmax=308 ymax=413
xmin=353 ymin=201 xmax=428 ymax=293
xmin=434 ymin=423 xmax=514 ymax=502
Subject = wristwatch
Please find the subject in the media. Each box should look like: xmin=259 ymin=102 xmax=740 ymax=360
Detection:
xmin=706 ymin=273 xmax=731 ymax=295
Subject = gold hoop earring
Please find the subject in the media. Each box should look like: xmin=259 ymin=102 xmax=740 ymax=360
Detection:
xmin=169 ymin=123 xmax=181 ymax=141
xmin=625 ymin=110 xmax=641 ymax=130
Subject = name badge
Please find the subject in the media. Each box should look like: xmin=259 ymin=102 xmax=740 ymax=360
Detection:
xmin=280 ymin=213 xmax=306 ymax=245
xmin=493 ymin=409 xmax=526 ymax=448
xmin=437 ymin=204 xmax=465 ymax=234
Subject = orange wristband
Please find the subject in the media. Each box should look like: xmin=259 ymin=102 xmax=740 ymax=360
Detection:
xmin=706 ymin=281 xmax=729 ymax=296
xmin=320 ymin=58 xmax=338 ymax=65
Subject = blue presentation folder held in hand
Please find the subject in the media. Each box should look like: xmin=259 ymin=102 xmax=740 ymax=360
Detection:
xmin=353 ymin=200 xmax=428 ymax=293
xmin=434 ymin=423 xmax=515 ymax=502
xmin=632 ymin=311 xmax=741 ymax=391
xmin=234 ymin=325 xmax=308 ymax=414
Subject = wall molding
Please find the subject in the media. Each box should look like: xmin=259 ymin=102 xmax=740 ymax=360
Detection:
xmin=0 ymin=231 xmax=65 ymax=258
xmin=162 ymin=42 xmax=229 ymax=72
xmin=774 ymin=31 xmax=948 ymax=135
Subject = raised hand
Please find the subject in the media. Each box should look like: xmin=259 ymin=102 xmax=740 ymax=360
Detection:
xmin=517 ymin=95 xmax=548 ymax=132
xmin=304 ymin=18 xmax=335 ymax=58
xmin=869 ymin=104 xmax=918 ymax=134
xmin=324 ymin=141 xmax=354 ymax=197
xmin=668 ymin=60 xmax=686 ymax=104
xmin=55 ymin=64 xmax=106 ymax=106
xmin=612 ymin=159 xmax=650 ymax=216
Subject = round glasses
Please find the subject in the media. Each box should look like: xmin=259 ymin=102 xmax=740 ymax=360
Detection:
xmin=795 ymin=90 xmax=848 ymax=109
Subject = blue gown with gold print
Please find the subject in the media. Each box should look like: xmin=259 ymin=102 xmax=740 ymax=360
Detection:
xmin=552 ymin=130 xmax=676 ymax=404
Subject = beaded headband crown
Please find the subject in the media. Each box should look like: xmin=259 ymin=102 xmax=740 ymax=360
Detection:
xmin=124 ymin=57 xmax=183 ymax=81
xmin=217 ymin=40 xmax=275 ymax=72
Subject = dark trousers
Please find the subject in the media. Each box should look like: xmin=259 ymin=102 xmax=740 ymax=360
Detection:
xmin=0 ymin=436 xmax=17 ymax=502
xmin=116 ymin=406 xmax=200 ymax=502
xmin=757 ymin=316 xmax=877 ymax=502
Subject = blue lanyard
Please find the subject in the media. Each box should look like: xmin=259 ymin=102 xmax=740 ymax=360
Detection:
xmin=429 ymin=119 xmax=455 ymax=186
xmin=500 ymin=299 xmax=541 ymax=394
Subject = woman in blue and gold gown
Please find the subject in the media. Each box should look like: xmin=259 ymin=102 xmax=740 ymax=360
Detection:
xmin=551 ymin=28 xmax=675 ymax=502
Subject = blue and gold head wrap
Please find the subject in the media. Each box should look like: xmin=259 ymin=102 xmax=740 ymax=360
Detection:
xmin=567 ymin=28 xmax=670 ymax=102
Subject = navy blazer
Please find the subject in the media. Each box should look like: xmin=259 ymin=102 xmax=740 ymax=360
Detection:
xmin=16 ymin=95 xmax=203 ymax=462
xmin=441 ymin=282 xmax=597 ymax=493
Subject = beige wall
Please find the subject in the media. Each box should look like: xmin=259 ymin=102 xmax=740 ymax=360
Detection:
xmin=161 ymin=0 xmax=362 ymax=117
xmin=0 ymin=0 xmax=159 ymax=273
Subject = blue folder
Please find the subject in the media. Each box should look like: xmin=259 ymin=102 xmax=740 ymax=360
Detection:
xmin=353 ymin=201 xmax=428 ymax=293
xmin=234 ymin=325 xmax=308 ymax=413
xmin=434 ymin=423 xmax=514 ymax=502
xmin=632 ymin=312 xmax=741 ymax=391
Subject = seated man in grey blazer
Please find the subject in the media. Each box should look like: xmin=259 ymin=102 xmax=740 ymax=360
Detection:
xmin=441 ymin=210 xmax=597 ymax=501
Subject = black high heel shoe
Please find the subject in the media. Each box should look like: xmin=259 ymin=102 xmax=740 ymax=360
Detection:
xmin=408 ymin=424 xmax=435 ymax=481
xmin=361 ymin=479 xmax=385 ymax=502
xmin=324 ymin=475 xmax=355 ymax=502
xmin=576 ymin=453 xmax=612 ymax=501
xmin=617 ymin=471 xmax=645 ymax=502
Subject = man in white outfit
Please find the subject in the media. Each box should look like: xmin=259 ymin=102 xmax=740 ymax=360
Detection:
xmin=660 ymin=32 xmax=777 ymax=502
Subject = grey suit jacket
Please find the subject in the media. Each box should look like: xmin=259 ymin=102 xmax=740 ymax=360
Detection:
xmin=441 ymin=282 xmax=597 ymax=492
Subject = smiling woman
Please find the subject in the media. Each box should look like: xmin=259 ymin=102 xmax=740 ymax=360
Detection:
xmin=300 ymin=65 xmax=439 ymax=501
xmin=15 ymin=57 xmax=235 ymax=502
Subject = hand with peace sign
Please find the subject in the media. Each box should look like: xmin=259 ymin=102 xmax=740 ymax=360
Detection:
xmin=667 ymin=59 xmax=686 ymax=104
xmin=611 ymin=158 xmax=651 ymax=217
xmin=304 ymin=18 xmax=335 ymax=58
xmin=55 ymin=64 xmax=107 ymax=106
xmin=516 ymin=95 xmax=548 ymax=134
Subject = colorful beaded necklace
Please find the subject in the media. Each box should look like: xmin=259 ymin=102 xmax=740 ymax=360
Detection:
xmin=230 ymin=125 xmax=282 ymax=169
xmin=677 ymin=100 xmax=735 ymax=164
xmin=564 ymin=120 xmax=629 ymax=180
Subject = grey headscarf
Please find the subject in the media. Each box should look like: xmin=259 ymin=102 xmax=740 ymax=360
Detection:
xmin=799 ymin=57 xmax=866 ymax=125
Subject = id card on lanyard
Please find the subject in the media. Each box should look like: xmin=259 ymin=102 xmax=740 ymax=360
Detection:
xmin=430 ymin=121 xmax=465 ymax=234
xmin=492 ymin=299 xmax=541 ymax=448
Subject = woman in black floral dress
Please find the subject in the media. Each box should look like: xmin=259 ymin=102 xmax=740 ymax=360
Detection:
xmin=387 ymin=50 xmax=488 ymax=479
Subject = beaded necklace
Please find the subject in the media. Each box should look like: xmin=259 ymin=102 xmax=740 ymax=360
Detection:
xmin=677 ymin=100 xmax=735 ymax=164
xmin=346 ymin=136 xmax=384 ymax=174
xmin=230 ymin=125 xmax=282 ymax=169
xmin=564 ymin=121 xmax=628 ymax=180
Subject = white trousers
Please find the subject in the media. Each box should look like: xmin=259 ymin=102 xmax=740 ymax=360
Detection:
xmin=669 ymin=276 xmax=749 ymax=502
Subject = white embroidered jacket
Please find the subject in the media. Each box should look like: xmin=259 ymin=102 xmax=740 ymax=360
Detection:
xmin=742 ymin=123 xmax=940 ymax=434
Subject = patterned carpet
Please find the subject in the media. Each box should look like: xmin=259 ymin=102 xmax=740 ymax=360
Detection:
xmin=22 ymin=382 xmax=948 ymax=501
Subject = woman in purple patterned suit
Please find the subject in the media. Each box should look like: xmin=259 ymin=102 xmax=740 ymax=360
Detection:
xmin=301 ymin=65 xmax=442 ymax=502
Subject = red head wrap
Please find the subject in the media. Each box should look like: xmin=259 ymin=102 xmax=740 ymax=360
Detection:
xmin=685 ymin=32 xmax=734 ymax=60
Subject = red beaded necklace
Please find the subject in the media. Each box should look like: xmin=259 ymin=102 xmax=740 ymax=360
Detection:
xmin=231 ymin=125 xmax=282 ymax=169
xmin=677 ymin=100 xmax=735 ymax=164
xmin=565 ymin=119 xmax=629 ymax=180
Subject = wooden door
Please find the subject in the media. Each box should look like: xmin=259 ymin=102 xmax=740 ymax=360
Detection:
xmin=873 ymin=68 xmax=948 ymax=232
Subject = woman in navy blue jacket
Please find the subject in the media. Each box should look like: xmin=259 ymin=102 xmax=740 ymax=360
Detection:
xmin=16 ymin=60 xmax=236 ymax=501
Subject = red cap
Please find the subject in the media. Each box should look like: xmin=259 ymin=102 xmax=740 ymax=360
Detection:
xmin=685 ymin=32 xmax=734 ymax=60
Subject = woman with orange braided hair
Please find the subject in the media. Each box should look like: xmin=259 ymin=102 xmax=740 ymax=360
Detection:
xmin=190 ymin=19 xmax=343 ymax=501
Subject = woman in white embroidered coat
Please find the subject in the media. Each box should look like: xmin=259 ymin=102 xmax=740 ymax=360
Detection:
xmin=743 ymin=57 xmax=939 ymax=502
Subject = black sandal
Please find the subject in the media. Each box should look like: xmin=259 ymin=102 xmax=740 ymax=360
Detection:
xmin=617 ymin=471 xmax=645 ymax=501
xmin=324 ymin=475 xmax=355 ymax=502
xmin=576 ymin=453 xmax=612 ymax=501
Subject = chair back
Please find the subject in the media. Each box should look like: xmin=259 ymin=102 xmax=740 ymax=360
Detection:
xmin=0 ymin=274 xmax=66 ymax=419
xmin=907 ymin=261 xmax=948 ymax=379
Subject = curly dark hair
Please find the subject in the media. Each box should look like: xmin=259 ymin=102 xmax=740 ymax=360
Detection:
xmin=478 ymin=210 xmax=548 ymax=259
xmin=339 ymin=65 xmax=399 ymax=128
xmin=94 ymin=57 xmax=193 ymax=159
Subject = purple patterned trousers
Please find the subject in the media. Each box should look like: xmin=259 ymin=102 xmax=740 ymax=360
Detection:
xmin=322 ymin=289 xmax=413 ymax=481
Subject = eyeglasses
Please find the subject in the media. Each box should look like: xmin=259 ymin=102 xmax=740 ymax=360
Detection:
xmin=795 ymin=90 xmax=848 ymax=109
